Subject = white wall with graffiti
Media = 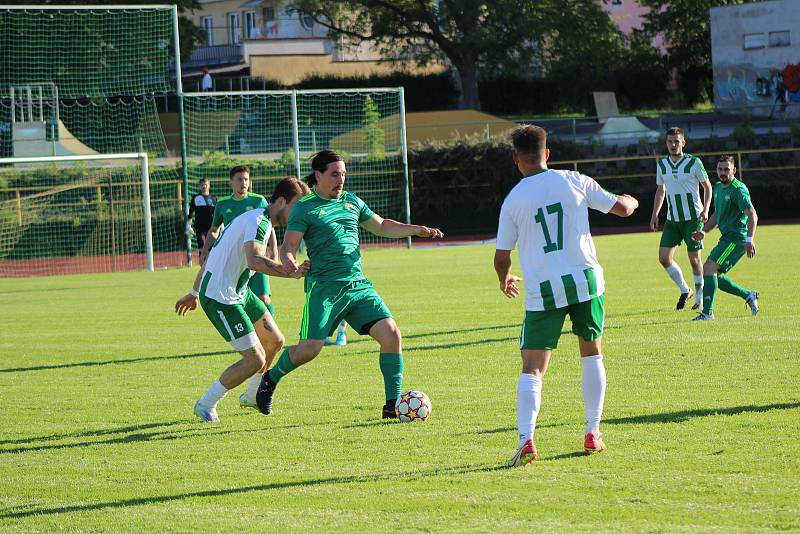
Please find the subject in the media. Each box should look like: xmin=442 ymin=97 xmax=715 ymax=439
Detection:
xmin=710 ymin=0 xmax=799 ymax=118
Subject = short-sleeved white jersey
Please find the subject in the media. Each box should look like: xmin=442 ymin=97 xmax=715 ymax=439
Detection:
xmin=656 ymin=154 xmax=708 ymax=222
xmin=200 ymin=208 xmax=271 ymax=305
xmin=496 ymin=169 xmax=617 ymax=312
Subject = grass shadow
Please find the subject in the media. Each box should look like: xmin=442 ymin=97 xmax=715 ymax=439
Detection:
xmin=0 ymin=350 xmax=231 ymax=374
xmin=0 ymin=462 xmax=504 ymax=519
xmin=605 ymin=401 xmax=800 ymax=425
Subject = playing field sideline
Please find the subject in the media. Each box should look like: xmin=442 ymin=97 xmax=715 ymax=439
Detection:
xmin=0 ymin=226 xmax=798 ymax=531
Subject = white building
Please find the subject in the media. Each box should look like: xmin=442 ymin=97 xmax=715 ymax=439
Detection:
xmin=710 ymin=0 xmax=800 ymax=117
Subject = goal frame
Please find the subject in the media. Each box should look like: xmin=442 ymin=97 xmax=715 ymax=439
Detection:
xmin=0 ymin=152 xmax=154 ymax=272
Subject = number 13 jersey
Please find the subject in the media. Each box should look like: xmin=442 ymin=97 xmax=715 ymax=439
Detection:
xmin=496 ymin=169 xmax=618 ymax=311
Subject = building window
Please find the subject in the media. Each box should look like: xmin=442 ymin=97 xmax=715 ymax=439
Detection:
xmin=245 ymin=11 xmax=258 ymax=39
xmin=743 ymin=33 xmax=765 ymax=50
xmin=299 ymin=11 xmax=314 ymax=31
xmin=611 ymin=0 xmax=623 ymax=5
xmin=263 ymin=6 xmax=275 ymax=21
xmin=202 ymin=16 xmax=213 ymax=46
xmin=769 ymin=30 xmax=790 ymax=47
xmin=228 ymin=12 xmax=241 ymax=44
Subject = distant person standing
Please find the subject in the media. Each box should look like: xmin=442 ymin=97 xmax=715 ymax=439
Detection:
xmin=187 ymin=178 xmax=217 ymax=249
xmin=201 ymin=67 xmax=213 ymax=92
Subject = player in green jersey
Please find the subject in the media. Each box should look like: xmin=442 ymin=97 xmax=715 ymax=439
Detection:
xmin=199 ymin=165 xmax=278 ymax=316
xmin=256 ymin=150 xmax=444 ymax=419
xmin=175 ymin=178 xmax=311 ymax=422
xmin=690 ymin=155 xmax=759 ymax=321
xmin=650 ymin=127 xmax=713 ymax=311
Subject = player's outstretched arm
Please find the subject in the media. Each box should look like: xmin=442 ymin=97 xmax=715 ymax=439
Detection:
xmin=610 ymin=194 xmax=639 ymax=218
xmin=246 ymin=241 xmax=307 ymax=278
xmin=493 ymin=249 xmax=521 ymax=299
xmin=360 ymin=214 xmax=444 ymax=239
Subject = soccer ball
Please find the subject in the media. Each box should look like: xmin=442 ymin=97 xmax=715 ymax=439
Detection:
xmin=395 ymin=390 xmax=431 ymax=422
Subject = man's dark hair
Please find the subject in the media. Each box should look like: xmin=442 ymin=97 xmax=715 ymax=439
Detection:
xmin=198 ymin=178 xmax=209 ymax=184
xmin=304 ymin=150 xmax=343 ymax=186
xmin=510 ymin=124 xmax=547 ymax=163
xmin=270 ymin=177 xmax=310 ymax=204
xmin=718 ymin=155 xmax=736 ymax=166
xmin=665 ymin=126 xmax=684 ymax=137
xmin=229 ymin=165 xmax=250 ymax=179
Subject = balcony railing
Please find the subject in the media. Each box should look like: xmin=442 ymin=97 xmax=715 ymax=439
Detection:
xmin=183 ymin=44 xmax=244 ymax=69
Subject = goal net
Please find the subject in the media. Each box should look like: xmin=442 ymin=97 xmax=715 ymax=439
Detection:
xmin=0 ymin=153 xmax=156 ymax=277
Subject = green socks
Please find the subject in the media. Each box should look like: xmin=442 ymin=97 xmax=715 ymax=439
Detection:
xmin=266 ymin=301 xmax=276 ymax=318
xmin=717 ymin=275 xmax=750 ymax=299
xmin=702 ymin=275 xmax=718 ymax=316
xmin=267 ymin=348 xmax=298 ymax=385
xmin=379 ymin=352 xmax=404 ymax=402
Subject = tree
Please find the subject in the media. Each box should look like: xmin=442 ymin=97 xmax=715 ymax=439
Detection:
xmin=638 ymin=0 xmax=755 ymax=105
xmin=0 ymin=0 xmax=204 ymax=60
xmin=289 ymin=0 xmax=554 ymax=110
xmin=363 ymin=96 xmax=385 ymax=160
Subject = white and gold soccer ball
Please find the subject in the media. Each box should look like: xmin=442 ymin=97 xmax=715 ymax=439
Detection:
xmin=395 ymin=390 xmax=431 ymax=422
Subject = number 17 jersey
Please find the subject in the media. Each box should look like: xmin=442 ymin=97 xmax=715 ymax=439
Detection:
xmin=496 ymin=169 xmax=618 ymax=312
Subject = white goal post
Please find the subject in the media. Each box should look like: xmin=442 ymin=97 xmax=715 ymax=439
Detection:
xmin=0 ymin=153 xmax=153 ymax=274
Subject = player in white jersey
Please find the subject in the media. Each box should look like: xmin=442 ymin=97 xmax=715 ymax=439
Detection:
xmin=175 ymin=178 xmax=310 ymax=422
xmin=650 ymin=127 xmax=712 ymax=310
xmin=495 ymin=125 xmax=639 ymax=466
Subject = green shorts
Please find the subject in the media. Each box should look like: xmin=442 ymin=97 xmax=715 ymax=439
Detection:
xmin=200 ymin=289 xmax=268 ymax=350
xmin=660 ymin=219 xmax=703 ymax=252
xmin=520 ymin=295 xmax=605 ymax=351
xmin=708 ymin=239 xmax=745 ymax=273
xmin=248 ymin=272 xmax=270 ymax=298
xmin=301 ymin=278 xmax=392 ymax=340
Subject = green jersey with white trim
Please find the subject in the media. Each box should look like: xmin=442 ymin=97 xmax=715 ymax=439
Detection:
xmin=656 ymin=154 xmax=708 ymax=222
xmin=712 ymin=178 xmax=752 ymax=243
xmin=287 ymin=191 xmax=374 ymax=282
xmin=211 ymin=193 xmax=268 ymax=228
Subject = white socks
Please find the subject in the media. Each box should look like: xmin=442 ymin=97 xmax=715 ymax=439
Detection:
xmin=665 ymin=262 xmax=690 ymax=293
xmin=244 ymin=372 xmax=263 ymax=401
xmin=198 ymin=380 xmax=228 ymax=408
xmin=338 ymin=321 xmax=347 ymax=334
xmin=581 ymin=355 xmax=606 ymax=435
xmin=517 ymin=374 xmax=542 ymax=447
xmin=693 ymin=274 xmax=704 ymax=305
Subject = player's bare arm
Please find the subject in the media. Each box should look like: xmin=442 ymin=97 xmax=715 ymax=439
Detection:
xmin=175 ymin=265 xmax=206 ymax=315
xmin=700 ymin=180 xmax=713 ymax=222
xmin=360 ymin=214 xmax=444 ymax=239
xmin=266 ymin=227 xmax=278 ymax=260
xmin=650 ymin=185 xmax=665 ymax=230
xmin=692 ymin=212 xmax=717 ymax=242
xmin=246 ymin=241 xmax=307 ymax=278
xmin=744 ymin=207 xmax=758 ymax=258
xmin=279 ymin=230 xmax=304 ymax=275
xmin=610 ymin=194 xmax=639 ymax=218
xmin=493 ymin=249 xmax=521 ymax=299
xmin=199 ymin=225 xmax=221 ymax=265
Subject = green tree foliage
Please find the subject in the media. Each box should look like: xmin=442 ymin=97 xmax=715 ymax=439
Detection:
xmin=0 ymin=0 xmax=204 ymax=61
xmin=289 ymin=0 xmax=553 ymax=110
xmin=638 ymin=0 xmax=755 ymax=105
xmin=363 ymin=96 xmax=385 ymax=160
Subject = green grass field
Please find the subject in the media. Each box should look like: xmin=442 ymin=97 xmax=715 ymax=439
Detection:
xmin=1 ymin=226 xmax=799 ymax=532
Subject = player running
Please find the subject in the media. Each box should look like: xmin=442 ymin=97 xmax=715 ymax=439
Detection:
xmin=199 ymin=165 xmax=278 ymax=317
xmin=495 ymin=125 xmax=639 ymax=466
xmin=256 ymin=150 xmax=444 ymax=419
xmin=175 ymin=178 xmax=310 ymax=422
xmin=650 ymin=127 xmax=712 ymax=311
xmin=691 ymin=155 xmax=759 ymax=321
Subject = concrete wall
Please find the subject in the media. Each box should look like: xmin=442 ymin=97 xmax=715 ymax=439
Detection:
xmin=711 ymin=0 xmax=800 ymax=117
